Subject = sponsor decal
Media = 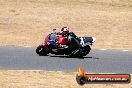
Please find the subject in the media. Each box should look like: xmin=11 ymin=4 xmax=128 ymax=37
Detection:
xmin=76 ymin=67 xmax=131 ymax=85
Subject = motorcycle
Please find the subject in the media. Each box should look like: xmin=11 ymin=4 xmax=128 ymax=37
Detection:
xmin=36 ymin=32 xmax=96 ymax=57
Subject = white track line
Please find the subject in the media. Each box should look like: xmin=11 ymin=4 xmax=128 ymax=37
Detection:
xmin=23 ymin=46 xmax=33 ymax=48
xmin=122 ymin=50 xmax=129 ymax=52
xmin=100 ymin=49 xmax=107 ymax=50
xmin=0 ymin=45 xmax=33 ymax=47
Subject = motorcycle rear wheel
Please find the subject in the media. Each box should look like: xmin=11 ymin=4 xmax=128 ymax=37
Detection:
xmin=68 ymin=46 xmax=91 ymax=58
xmin=82 ymin=45 xmax=91 ymax=56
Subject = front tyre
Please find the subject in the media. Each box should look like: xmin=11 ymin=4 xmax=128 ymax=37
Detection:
xmin=36 ymin=45 xmax=48 ymax=56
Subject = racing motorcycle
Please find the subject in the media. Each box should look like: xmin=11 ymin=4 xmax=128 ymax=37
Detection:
xmin=36 ymin=32 xmax=96 ymax=57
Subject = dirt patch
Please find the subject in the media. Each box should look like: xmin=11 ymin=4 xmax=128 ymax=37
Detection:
xmin=0 ymin=70 xmax=131 ymax=88
xmin=0 ymin=0 xmax=132 ymax=49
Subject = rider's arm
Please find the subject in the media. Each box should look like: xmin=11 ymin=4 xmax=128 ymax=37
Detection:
xmin=69 ymin=32 xmax=81 ymax=42
xmin=69 ymin=32 xmax=77 ymax=38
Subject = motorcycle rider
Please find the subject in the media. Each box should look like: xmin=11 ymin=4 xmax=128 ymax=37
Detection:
xmin=60 ymin=27 xmax=78 ymax=39
xmin=60 ymin=27 xmax=69 ymax=36
xmin=60 ymin=27 xmax=81 ymax=48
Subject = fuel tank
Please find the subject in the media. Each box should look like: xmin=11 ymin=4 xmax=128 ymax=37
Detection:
xmin=58 ymin=35 xmax=68 ymax=45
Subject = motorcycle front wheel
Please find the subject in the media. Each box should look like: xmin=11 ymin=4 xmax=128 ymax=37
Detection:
xmin=36 ymin=45 xmax=48 ymax=56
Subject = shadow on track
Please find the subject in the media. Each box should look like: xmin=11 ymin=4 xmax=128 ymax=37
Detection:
xmin=49 ymin=55 xmax=99 ymax=59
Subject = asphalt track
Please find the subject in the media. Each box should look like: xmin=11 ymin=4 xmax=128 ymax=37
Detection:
xmin=0 ymin=46 xmax=132 ymax=73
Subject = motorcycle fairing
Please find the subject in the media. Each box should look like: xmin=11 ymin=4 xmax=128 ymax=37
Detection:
xmin=80 ymin=37 xmax=96 ymax=46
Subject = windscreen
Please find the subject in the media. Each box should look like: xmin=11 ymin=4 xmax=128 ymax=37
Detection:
xmin=49 ymin=34 xmax=58 ymax=41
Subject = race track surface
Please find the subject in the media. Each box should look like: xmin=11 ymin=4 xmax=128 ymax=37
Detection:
xmin=0 ymin=46 xmax=132 ymax=73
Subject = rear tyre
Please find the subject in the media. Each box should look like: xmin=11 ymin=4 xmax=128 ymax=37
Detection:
xmin=36 ymin=45 xmax=48 ymax=56
xmin=82 ymin=45 xmax=91 ymax=56
xmin=75 ymin=46 xmax=91 ymax=58
xmin=68 ymin=46 xmax=91 ymax=58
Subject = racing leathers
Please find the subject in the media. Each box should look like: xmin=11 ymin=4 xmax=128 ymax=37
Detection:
xmin=57 ymin=31 xmax=81 ymax=49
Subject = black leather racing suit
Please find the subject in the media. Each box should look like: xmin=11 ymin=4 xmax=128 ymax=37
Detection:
xmin=67 ymin=32 xmax=81 ymax=48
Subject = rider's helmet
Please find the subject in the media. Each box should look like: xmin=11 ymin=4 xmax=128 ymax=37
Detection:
xmin=61 ymin=27 xmax=69 ymax=36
